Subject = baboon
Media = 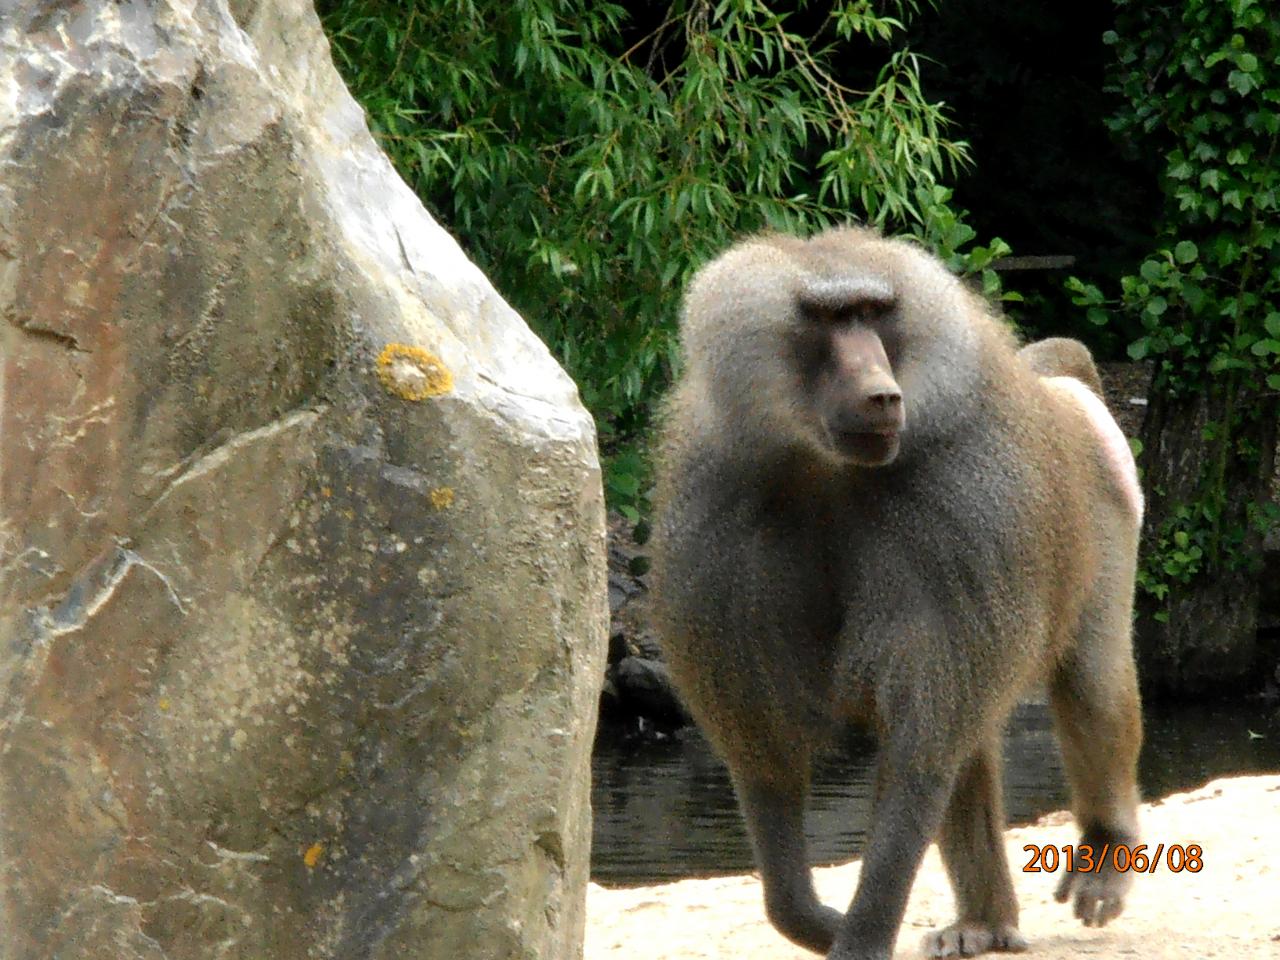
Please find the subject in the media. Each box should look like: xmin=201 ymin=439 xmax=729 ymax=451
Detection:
xmin=652 ymin=228 xmax=1144 ymax=960
xmin=1018 ymin=336 xmax=1105 ymax=395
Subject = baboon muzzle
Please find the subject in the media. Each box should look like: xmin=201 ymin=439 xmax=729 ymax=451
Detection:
xmin=822 ymin=326 xmax=904 ymax=465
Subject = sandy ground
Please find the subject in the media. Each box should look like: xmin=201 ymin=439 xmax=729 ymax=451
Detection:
xmin=586 ymin=775 xmax=1280 ymax=959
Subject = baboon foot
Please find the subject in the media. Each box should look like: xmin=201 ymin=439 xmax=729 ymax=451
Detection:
xmin=767 ymin=900 xmax=842 ymax=954
xmin=922 ymin=921 xmax=1028 ymax=958
xmin=1054 ymin=868 xmax=1131 ymax=927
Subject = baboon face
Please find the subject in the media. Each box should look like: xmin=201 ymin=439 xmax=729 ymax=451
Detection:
xmin=793 ymin=287 xmax=905 ymax=467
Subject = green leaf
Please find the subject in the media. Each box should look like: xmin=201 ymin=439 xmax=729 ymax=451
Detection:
xmin=1065 ymin=277 xmax=1100 ymax=303
xmin=1174 ymin=240 xmax=1199 ymax=263
xmin=1228 ymin=70 xmax=1256 ymax=95
xmin=1264 ymin=313 xmax=1280 ymax=338
xmin=1208 ymin=352 xmax=1240 ymax=374
xmin=1182 ymin=283 xmax=1208 ymax=313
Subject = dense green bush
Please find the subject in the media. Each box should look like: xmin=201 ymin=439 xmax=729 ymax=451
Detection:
xmin=900 ymin=0 xmax=1161 ymax=356
xmin=1097 ymin=1 xmax=1279 ymax=387
xmin=1067 ymin=0 xmax=1278 ymax=689
xmin=318 ymin=0 xmax=1004 ymax=518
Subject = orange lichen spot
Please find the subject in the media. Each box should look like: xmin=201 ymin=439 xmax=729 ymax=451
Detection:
xmin=303 ymin=843 xmax=324 ymax=869
xmin=321 ymin=486 xmax=332 ymax=498
xmin=429 ymin=487 xmax=455 ymax=510
xmin=376 ymin=343 xmax=453 ymax=401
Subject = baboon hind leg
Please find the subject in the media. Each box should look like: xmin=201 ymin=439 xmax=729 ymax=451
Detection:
xmin=923 ymin=738 xmax=1028 ymax=958
xmin=734 ymin=767 xmax=843 ymax=954
xmin=1049 ymin=599 xmax=1143 ymax=928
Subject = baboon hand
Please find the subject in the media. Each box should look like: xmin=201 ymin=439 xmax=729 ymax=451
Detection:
xmin=922 ymin=922 xmax=1028 ymax=958
xmin=1053 ymin=863 xmax=1132 ymax=927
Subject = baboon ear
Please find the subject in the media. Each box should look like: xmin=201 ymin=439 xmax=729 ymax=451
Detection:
xmin=797 ymin=276 xmax=896 ymax=324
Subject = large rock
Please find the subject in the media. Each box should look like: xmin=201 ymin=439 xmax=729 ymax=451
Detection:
xmin=0 ymin=3 xmax=607 ymax=958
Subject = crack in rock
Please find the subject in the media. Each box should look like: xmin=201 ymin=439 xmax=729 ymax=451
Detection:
xmin=40 ymin=541 xmax=187 ymax=639
xmin=146 ymin=407 xmax=324 ymax=519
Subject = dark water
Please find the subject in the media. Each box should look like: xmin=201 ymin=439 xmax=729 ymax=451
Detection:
xmin=590 ymin=700 xmax=1280 ymax=886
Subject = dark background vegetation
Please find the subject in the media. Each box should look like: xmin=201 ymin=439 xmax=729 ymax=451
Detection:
xmin=907 ymin=0 xmax=1160 ymax=351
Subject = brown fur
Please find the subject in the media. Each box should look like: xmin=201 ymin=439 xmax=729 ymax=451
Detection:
xmin=1019 ymin=336 xmax=1106 ymax=396
xmin=652 ymin=228 xmax=1143 ymax=960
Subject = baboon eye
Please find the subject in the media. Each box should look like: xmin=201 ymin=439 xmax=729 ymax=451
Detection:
xmin=799 ymin=300 xmax=895 ymax=326
xmin=860 ymin=300 xmax=896 ymax=324
xmin=790 ymin=327 xmax=830 ymax=382
xmin=799 ymin=304 xmax=846 ymax=326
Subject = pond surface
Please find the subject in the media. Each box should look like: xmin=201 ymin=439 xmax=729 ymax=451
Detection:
xmin=590 ymin=700 xmax=1280 ymax=886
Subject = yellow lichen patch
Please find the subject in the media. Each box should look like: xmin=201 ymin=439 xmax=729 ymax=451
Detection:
xmin=303 ymin=842 xmax=324 ymax=869
xmin=375 ymin=343 xmax=453 ymax=401
xmin=429 ymin=487 xmax=455 ymax=510
xmin=158 ymin=697 xmax=171 ymax=711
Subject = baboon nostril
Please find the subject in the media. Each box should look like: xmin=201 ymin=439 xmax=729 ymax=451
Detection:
xmin=869 ymin=390 xmax=902 ymax=410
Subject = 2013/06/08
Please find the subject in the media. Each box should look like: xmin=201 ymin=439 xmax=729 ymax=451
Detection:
xmin=1022 ymin=843 xmax=1204 ymax=874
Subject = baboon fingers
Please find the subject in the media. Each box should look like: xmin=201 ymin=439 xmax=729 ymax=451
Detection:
xmin=1076 ymin=892 xmax=1125 ymax=927
xmin=922 ymin=922 xmax=1029 ymax=958
xmin=1054 ymin=870 xmax=1130 ymax=928
xmin=1052 ymin=873 xmax=1071 ymax=903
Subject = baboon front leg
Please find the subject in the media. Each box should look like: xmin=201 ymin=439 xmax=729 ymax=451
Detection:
xmin=924 ymin=739 xmax=1028 ymax=958
xmin=735 ymin=774 xmax=843 ymax=953
xmin=1048 ymin=618 xmax=1143 ymax=928
xmin=828 ymin=749 xmax=958 ymax=960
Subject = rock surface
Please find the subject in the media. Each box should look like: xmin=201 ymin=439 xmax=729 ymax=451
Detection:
xmin=0 ymin=3 xmax=606 ymax=959
xmin=586 ymin=775 xmax=1280 ymax=959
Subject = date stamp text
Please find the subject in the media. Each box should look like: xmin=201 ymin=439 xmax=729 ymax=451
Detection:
xmin=1022 ymin=843 xmax=1203 ymax=874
